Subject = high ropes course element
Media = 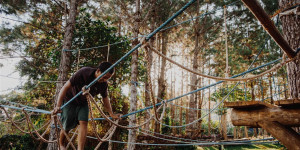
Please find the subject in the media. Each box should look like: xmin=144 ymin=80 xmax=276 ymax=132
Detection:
xmin=0 ymin=48 xmax=288 ymax=148
xmin=1 ymin=0 xmax=298 ymax=148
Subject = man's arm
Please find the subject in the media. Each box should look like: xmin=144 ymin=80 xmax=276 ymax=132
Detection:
xmin=52 ymin=80 xmax=72 ymax=114
xmin=102 ymin=96 xmax=121 ymax=119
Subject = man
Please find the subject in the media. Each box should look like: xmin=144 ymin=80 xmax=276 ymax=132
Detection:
xmin=52 ymin=62 xmax=121 ymax=150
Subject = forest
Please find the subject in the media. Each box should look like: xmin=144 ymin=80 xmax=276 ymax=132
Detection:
xmin=0 ymin=0 xmax=299 ymax=149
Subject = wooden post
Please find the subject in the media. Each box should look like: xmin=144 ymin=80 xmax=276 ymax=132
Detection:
xmin=258 ymin=121 xmax=300 ymax=150
xmin=225 ymin=101 xmax=300 ymax=149
xmin=230 ymin=106 xmax=300 ymax=127
xmin=244 ymin=126 xmax=248 ymax=138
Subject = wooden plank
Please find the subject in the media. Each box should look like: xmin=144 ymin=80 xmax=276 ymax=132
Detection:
xmin=274 ymin=99 xmax=300 ymax=107
xmin=224 ymin=101 xmax=275 ymax=109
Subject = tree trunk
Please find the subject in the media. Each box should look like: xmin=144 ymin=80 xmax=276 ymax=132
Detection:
xmin=208 ymin=79 xmax=211 ymax=136
xmin=179 ymin=70 xmax=184 ymax=135
xmin=268 ymin=73 xmax=274 ymax=104
xmin=187 ymin=0 xmax=200 ymax=137
xmin=156 ymin=31 xmax=168 ymax=133
xmin=282 ymin=74 xmax=288 ymax=99
xmin=127 ymin=0 xmax=140 ymax=149
xmin=244 ymin=126 xmax=248 ymax=138
xmin=144 ymin=0 xmax=156 ymax=132
xmin=221 ymin=113 xmax=227 ymax=140
xmin=171 ymin=75 xmax=176 ymax=135
xmin=279 ymin=0 xmax=300 ymax=99
xmin=47 ymin=0 xmax=78 ymax=149
xmin=251 ymin=81 xmax=255 ymax=101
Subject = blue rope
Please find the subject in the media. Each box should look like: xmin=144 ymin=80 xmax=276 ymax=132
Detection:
xmin=63 ymin=1 xmax=240 ymax=52
xmin=139 ymin=128 xmax=206 ymax=143
xmin=93 ymin=58 xmax=282 ymax=121
xmin=261 ymin=89 xmax=288 ymax=102
xmin=61 ymin=0 xmax=198 ymax=109
xmin=0 ymin=105 xmax=51 ymax=114
xmin=81 ymin=133 xmax=277 ymax=146
xmin=0 ymin=99 xmax=38 ymax=110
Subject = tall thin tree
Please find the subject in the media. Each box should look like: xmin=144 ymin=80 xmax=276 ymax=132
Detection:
xmin=127 ymin=0 xmax=140 ymax=149
xmin=47 ymin=0 xmax=79 ymax=149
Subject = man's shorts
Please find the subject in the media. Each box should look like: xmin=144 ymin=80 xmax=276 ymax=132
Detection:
xmin=60 ymin=101 xmax=89 ymax=131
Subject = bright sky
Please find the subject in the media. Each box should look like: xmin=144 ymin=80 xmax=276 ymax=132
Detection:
xmin=0 ymin=57 xmax=25 ymax=94
xmin=0 ymin=14 xmax=25 ymax=95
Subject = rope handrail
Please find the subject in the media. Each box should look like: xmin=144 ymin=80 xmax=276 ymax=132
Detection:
xmin=0 ymin=104 xmax=51 ymax=114
xmin=138 ymin=130 xmax=196 ymax=144
xmin=83 ymin=134 xmax=278 ymax=146
xmin=153 ymin=41 xmax=265 ymax=128
xmin=148 ymin=44 xmax=294 ymax=81
xmin=93 ymin=57 xmax=281 ymax=121
xmin=0 ymin=58 xmax=285 ymax=120
xmin=60 ymin=0 xmax=198 ymax=110
xmin=139 ymin=128 xmax=208 ymax=143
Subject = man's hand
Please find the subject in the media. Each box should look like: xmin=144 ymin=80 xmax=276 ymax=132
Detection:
xmin=110 ymin=113 xmax=122 ymax=119
xmin=52 ymin=106 xmax=62 ymax=115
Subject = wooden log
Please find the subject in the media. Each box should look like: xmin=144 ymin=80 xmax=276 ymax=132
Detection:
xmin=231 ymin=107 xmax=300 ymax=127
xmin=258 ymin=121 xmax=300 ymax=150
xmin=241 ymin=0 xmax=296 ymax=58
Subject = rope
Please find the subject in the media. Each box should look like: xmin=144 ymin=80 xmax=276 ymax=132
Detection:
xmin=82 ymin=86 xmax=153 ymax=129
xmin=1 ymin=107 xmax=30 ymax=134
xmin=150 ymin=42 xmax=266 ymax=128
xmin=137 ymin=130 xmax=195 ymax=144
xmin=23 ymin=109 xmax=59 ymax=144
xmin=148 ymin=45 xmax=294 ymax=81
xmin=66 ymin=127 xmax=78 ymax=149
xmin=139 ymin=128 xmax=207 ymax=143
xmin=0 ymin=104 xmax=51 ymax=114
xmin=62 ymin=0 xmax=198 ymax=110
xmin=83 ymin=134 xmax=278 ymax=146
xmin=62 ymin=1 xmax=240 ymax=52
xmin=93 ymin=57 xmax=283 ymax=121
xmin=82 ymin=86 xmax=119 ymax=144
xmin=142 ymin=39 xmax=165 ymax=122
xmin=53 ymin=115 xmax=61 ymax=150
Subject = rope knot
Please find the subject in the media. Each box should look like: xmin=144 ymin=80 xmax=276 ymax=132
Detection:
xmin=140 ymin=37 xmax=149 ymax=48
xmin=131 ymin=81 xmax=139 ymax=87
xmin=82 ymin=86 xmax=90 ymax=95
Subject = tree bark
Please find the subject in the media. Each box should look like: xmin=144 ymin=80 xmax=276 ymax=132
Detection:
xmin=156 ymin=31 xmax=168 ymax=133
xmin=47 ymin=0 xmax=78 ymax=149
xmin=179 ymin=70 xmax=184 ymax=135
xmin=268 ymin=73 xmax=274 ymax=104
xmin=279 ymin=0 xmax=300 ymax=99
xmin=144 ymin=0 xmax=156 ymax=132
xmin=127 ymin=0 xmax=140 ymax=149
xmin=187 ymin=0 xmax=200 ymax=137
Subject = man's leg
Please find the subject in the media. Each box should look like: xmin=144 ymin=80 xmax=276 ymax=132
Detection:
xmin=59 ymin=130 xmax=67 ymax=150
xmin=78 ymin=120 xmax=88 ymax=150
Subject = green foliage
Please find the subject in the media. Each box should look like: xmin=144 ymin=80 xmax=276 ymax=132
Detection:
xmin=211 ymin=84 xmax=251 ymax=103
xmin=0 ymin=134 xmax=47 ymax=149
xmin=161 ymin=107 xmax=171 ymax=134
xmin=201 ymin=119 xmax=221 ymax=135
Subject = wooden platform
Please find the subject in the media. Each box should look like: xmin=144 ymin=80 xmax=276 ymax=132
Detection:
xmin=224 ymin=99 xmax=300 ymax=109
xmin=224 ymin=101 xmax=276 ymax=109
xmin=224 ymin=99 xmax=300 ymax=149
xmin=274 ymin=99 xmax=300 ymax=108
